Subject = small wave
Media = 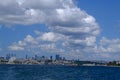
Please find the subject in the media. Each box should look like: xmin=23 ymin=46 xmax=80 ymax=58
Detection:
xmin=42 ymin=78 xmax=54 ymax=80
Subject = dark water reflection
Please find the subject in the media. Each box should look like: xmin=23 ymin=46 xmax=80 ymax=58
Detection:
xmin=0 ymin=64 xmax=120 ymax=80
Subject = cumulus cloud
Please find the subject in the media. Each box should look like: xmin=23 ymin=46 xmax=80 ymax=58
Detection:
xmin=37 ymin=32 xmax=65 ymax=42
xmin=99 ymin=37 xmax=120 ymax=53
xmin=4 ymin=0 xmax=101 ymax=59
xmin=8 ymin=45 xmax=24 ymax=51
xmin=24 ymin=35 xmax=38 ymax=44
xmin=1 ymin=0 xmax=119 ymax=60
xmin=0 ymin=0 xmax=24 ymax=15
xmin=8 ymin=32 xmax=65 ymax=55
xmin=22 ymin=0 xmax=62 ymax=10
xmin=4 ymin=0 xmax=120 ymax=60
xmin=0 ymin=0 xmax=75 ymax=25
xmin=81 ymin=37 xmax=120 ymax=60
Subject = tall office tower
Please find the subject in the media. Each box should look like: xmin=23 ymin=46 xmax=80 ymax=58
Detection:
xmin=50 ymin=56 xmax=53 ymax=60
xmin=35 ymin=55 xmax=38 ymax=60
xmin=6 ymin=54 xmax=10 ymax=60
xmin=25 ymin=55 xmax=28 ymax=59
xmin=55 ymin=54 xmax=61 ymax=60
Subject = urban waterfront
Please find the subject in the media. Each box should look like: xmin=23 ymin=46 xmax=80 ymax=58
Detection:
xmin=0 ymin=64 xmax=120 ymax=80
xmin=0 ymin=0 xmax=120 ymax=80
xmin=0 ymin=54 xmax=120 ymax=80
xmin=0 ymin=54 xmax=120 ymax=66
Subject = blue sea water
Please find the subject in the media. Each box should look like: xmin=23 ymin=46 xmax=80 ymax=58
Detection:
xmin=0 ymin=64 xmax=120 ymax=80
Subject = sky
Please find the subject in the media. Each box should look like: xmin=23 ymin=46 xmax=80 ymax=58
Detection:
xmin=0 ymin=0 xmax=120 ymax=60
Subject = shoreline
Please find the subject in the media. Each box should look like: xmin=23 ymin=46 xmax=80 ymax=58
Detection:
xmin=0 ymin=64 xmax=120 ymax=67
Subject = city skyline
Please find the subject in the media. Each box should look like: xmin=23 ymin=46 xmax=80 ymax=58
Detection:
xmin=0 ymin=0 xmax=120 ymax=60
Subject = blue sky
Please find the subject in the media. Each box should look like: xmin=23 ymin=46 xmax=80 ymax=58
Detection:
xmin=76 ymin=0 xmax=120 ymax=39
xmin=0 ymin=0 xmax=120 ymax=60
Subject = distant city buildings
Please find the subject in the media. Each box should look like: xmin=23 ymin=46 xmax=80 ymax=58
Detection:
xmin=0 ymin=57 xmax=4 ymax=60
xmin=55 ymin=54 xmax=60 ymax=60
xmin=50 ymin=56 xmax=52 ymax=60
xmin=0 ymin=53 xmax=119 ymax=66
xmin=26 ymin=55 xmax=28 ymax=59
xmin=0 ymin=54 xmax=78 ymax=66
xmin=6 ymin=53 xmax=16 ymax=60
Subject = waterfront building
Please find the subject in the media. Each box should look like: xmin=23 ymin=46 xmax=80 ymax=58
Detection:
xmin=50 ymin=56 xmax=53 ymax=60
xmin=0 ymin=57 xmax=4 ymax=60
xmin=6 ymin=53 xmax=16 ymax=60
xmin=25 ymin=55 xmax=28 ymax=59
xmin=35 ymin=55 xmax=38 ymax=60
xmin=55 ymin=54 xmax=61 ymax=60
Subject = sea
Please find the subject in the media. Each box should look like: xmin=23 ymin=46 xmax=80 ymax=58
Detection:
xmin=0 ymin=64 xmax=120 ymax=80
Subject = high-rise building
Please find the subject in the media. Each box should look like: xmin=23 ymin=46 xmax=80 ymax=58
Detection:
xmin=42 ymin=56 xmax=45 ymax=59
xmin=0 ymin=57 xmax=4 ymax=60
xmin=63 ymin=57 xmax=66 ymax=60
xmin=6 ymin=53 xmax=16 ymax=60
xmin=35 ymin=55 xmax=38 ymax=60
xmin=6 ymin=54 xmax=11 ymax=60
xmin=55 ymin=54 xmax=61 ymax=60
xmin=25 ymin=55 xmax=28 ymax=59
xmin=50 ymin=56 xmax=53 ymax=60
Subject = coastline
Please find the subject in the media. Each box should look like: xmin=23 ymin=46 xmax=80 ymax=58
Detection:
xmin=0 ymin=63 xmax=120 ymax=68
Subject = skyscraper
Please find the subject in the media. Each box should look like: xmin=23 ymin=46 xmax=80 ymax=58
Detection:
xmin=55 ymin=54 xmax=61 ymax=60
xmin=50 ymin=56 xmax=53 ymax=60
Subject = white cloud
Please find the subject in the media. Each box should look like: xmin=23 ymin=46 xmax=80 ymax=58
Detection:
xmin=8 ymin=32 xmax=65 ymax=54
xmin=99 ymin=37 xmax=120 ymax=53
xmin=24 ymin=35 xmax=38 ymax=44
xmin=38 ymin=32 xmax=65 ymax=42
xmin=18 ymin=40 xmax=26 ymax=46
xmin=38 ymin=43 xmax=61 ymax=53
xmin=8 ymin=45 xmax=24 ymax=51
xmin=0 ymin=0 xmax=24 ymax=15
xmin=7 ymin=0 xmax=120 ymax=60
xmin=0 ymin=0 xmax=100 ymax=42
xmin=17 ymin=0 xmax=25 ymax=5
xmin=8 ymin=35 xmax=38 ymax=51
xmin=81 ymin=37 xmax=120 ymax=60
xmin=5 ymin=0 xmax=101 ymax=60
xmin=40 ymin=32 xmax=58 ymax=42
xmin=22 ymin=0 xmax=63 ymax=10
xmin=34 ymin=30 xmax=42 ymax=35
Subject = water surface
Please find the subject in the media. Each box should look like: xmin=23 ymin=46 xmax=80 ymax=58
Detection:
xmin=0 ymin=64 xmax=120 ymax=80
